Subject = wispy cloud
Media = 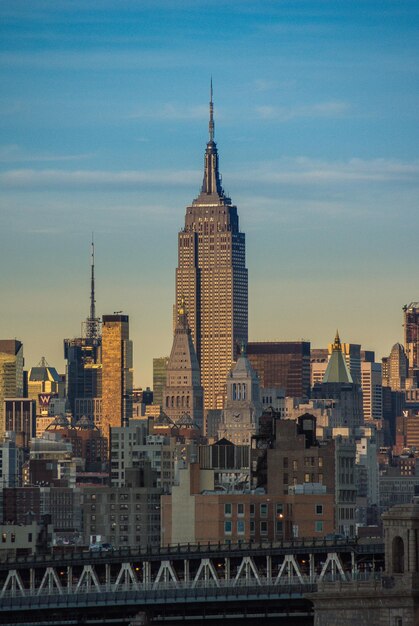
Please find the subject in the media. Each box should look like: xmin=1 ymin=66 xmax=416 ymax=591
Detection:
xmin=0 ymin=168 xmax=200 ymax=190
xmin=256 ymin=101 xmax=351 ymax=121
xmin=230 ymin=157 xmax=419 ymax=186
xmin=0 ymin=145 xmax=95 ymax=163
xmin=1 ymin=158 xmax=418 ymax=192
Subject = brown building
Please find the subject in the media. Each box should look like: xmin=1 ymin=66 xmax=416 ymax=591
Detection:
xmin=175 ymin=88 xmax=247 ymax=410
xmin=101 ymin=314 xmax=133 ymax=437
xmin=161 ymin=463 xmax=334 ymax=545
xmin=244 ymin=341 xmax=311 ymax=399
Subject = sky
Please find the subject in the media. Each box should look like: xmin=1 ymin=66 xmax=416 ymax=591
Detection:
xmin=1 ymin=0 xmax=419 ymax=387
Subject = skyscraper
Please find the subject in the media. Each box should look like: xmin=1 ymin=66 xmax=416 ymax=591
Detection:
xmin=175 ymin=85 xmax=248 ymax=410
xmin=403 ymin=302 xmax=419 ymax=384
xmin=163 ymin=299 xmax=203 ymax=428
xmin=0 ymin=340 xmax=24 ymax=439
xmin=64 ymin=239 xmax=102 ymax=424
xmin=101 ymin=314 xmax=133 ymax=437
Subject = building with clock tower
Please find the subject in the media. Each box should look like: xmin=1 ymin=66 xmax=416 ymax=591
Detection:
xmin=218 ymin=344 xmax=262 ymax=445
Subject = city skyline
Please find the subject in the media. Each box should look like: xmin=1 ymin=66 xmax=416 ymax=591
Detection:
xmin=1 ymin=1 xmax=419 ymax=386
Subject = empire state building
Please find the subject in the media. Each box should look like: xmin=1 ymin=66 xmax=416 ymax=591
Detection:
xmin=175 ymin=87 xmax=248 ymax=411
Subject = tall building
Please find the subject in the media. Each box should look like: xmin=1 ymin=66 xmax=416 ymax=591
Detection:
xmin=246 ymin=341 xmax=311 ymax=398
xmin=218 ymin=344 xmax=262 ymax=445
xmin=101 ymin=314 xmax=133 ymax=436
xmin=361 ymin=361 xmax=382 ymax=421
xmin=27 ymin=358 xmax=65 ymax=416
xmin=152 ymin=357 xmax=169 ymax=408
xmin=163 ymin=300 xmax=204 ymax=428
xmin=64 ymin=240 xmax=102 ymax=424
xmin=0 ymin=340 xmax=24 ymax=440
xmin=312 ymin=332 xmax=364 ymax=429
xmin=382 ymin=343 xmax=409 ymax=390
xmin=311 ymin=342 xmax=361 ymax=387
xmin=175 ymin=86 xmax=248 ymax=410
xmin=4 ymin=399 xmax=36 ymax=450
xmin=403 ymin=302 xmax=419 ymax=383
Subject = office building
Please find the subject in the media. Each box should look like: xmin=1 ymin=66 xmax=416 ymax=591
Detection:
xmin=382 ymin=343 xmax=409 ymax=390
xmin=101 ymin=314 xmax=133 ymax=437
xmin=153 ymin=357 xmax=169 ymax=408
xmin=175 ymin=87 xmax=248 ymax=409
xmin=403 ymin=301 xmax=419 ymax=384
xmin=218 ymin=345 xmax=263 ymax=446
xmin=163 ymin=300 xmax=204 ymax=428
xmin=361 ymin=361 xmax=382 ymax=421
xmin=0 ymin=340 xmax=24 ymax=439
xmin=27 ymin=358 xmax=65 ymax=416
xmin=64 ymin=240 xmax=102 ymax=425
xmin=312 ymin=332 xmax=364 ymax=429
xmin=311 ymin=342 xmax=361 ymax=387
xmin=246 ymin=341 xmax=311 ymax=398
xmin=4 ymin=398 xmax=36 ymax=450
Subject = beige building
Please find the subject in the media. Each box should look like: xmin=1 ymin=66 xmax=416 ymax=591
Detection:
xmin=175 ymin=89 xmax=247 ymax=410
xmin=0 ymin=340 xmax=24 ymax=440
xmin=218 ymin=345 xmax=262 ymax=445
xmin=101 ymin=314 xmax=133 ymax=438
xmin=163 ymin=301 xmax=204 ymax=429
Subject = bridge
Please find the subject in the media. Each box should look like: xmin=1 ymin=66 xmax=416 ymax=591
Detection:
xmin=0 ymin=539 xmax=384 ymax=625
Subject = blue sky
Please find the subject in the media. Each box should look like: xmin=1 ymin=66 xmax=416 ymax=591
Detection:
xmin=1 ymin=1 xmax=418 ymax=386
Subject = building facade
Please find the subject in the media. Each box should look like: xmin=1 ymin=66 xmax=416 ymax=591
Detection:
xmin=175 ymin=89 xmax=248 ymax=410
xmin=152 ymin=357 xmax=169 ymax=409
xmin=246 ymin=341 xmax=311 ymax=399
xmin=101 ymin=314 xmax=133 ymax=437
xmin=0 ymin=340 xmax=24 ymax=439
xmin=163 ymin=301 xmax=204 ymax=428
xmin=218 ymin=345 xmax=263 ymax=446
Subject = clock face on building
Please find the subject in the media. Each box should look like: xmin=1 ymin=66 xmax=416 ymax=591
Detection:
xmin=233 ymin=412 xmax=241 ymax=421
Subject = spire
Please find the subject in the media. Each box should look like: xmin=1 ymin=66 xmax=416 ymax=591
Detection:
xmin=177 ymin=296 xmax=189 ymax=329
xmin=194 ymin=81 xmax=226 ymax=202
xmin=323 ymin=331 xmax=353 ymax=384
xmin=85 ymin=235 xmax=101 ymax=340
xmin=209 ymin=77 xmax=214 ymax=142
xmin=90 ymin=234 xmax=96 ymax=324
xmin=333 ymin=330 xmax=341 ymax=351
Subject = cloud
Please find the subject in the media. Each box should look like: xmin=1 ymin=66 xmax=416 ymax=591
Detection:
xmin=230 ymin=157 xmax=419 ymax=186
xmin=0 ymin=144 xmax=95 ymax=163
xmin=256 ymin=101 xmax=351 ymax=121
xmin=0 ymin=168 xmax=200 ymax=190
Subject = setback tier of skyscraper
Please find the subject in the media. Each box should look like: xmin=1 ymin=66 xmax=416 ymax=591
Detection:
xmin=175 ymin=85 xmax=248 ymax=410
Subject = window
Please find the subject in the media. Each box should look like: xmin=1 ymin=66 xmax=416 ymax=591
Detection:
xmin=28 ymin=533 xmax=32 ymax=542
xmin=276 ymin=503 xmax=283 ymax=517
xmin=237 ymin=520 xmax=245 ymax=534
xmin=315 ymin=521 xmax=323 ymax=533
xmin=237 ymin=503 xmax=244 ymax=516
xmin=260 ymin=503 xmax=268 ymax=517
xmin=250 ymin=521 xmax=255 ymax=534
xmin=11 ymin=533 xmax=15 ymax=543
xmin=224 ymin=503 xmax=232 ymax=516
xmin=250 ymin=504 xmax=255 ymax=517
xmin=260 ymin=521 xmax=268 ymax=535
xmin=318 ymin=457 xmax=323 ymax=468
xmin=224 ymin=521 xmax=232 ymax=534
xmin=292 ymin=460 xmax=298 ymax=471
xmin=316 ymin=504 xmax=323 ymax=515
xmin=283 ymin=457 xmax=288 ymax=469
xmin=304 ymin=473 xmax=310 ymax=482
